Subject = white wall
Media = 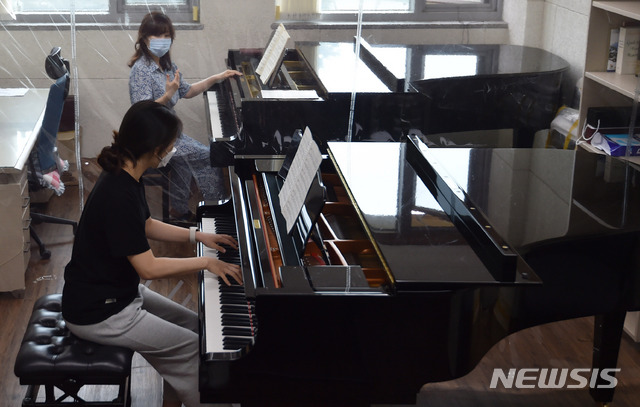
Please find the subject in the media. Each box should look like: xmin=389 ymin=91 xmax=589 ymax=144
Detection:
xmin=504 ymin=0 xmax=591 ymax=105
xmin=0 ymin=0 xmax=592 ymax=158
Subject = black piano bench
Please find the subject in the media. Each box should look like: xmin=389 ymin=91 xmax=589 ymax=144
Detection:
xmin=13 ymin=294 xmax=133 ymax=406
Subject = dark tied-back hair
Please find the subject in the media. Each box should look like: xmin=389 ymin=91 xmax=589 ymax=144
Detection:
xmin=98 ymin=100 xmax=182 ymax=173
xmin=128 ymin=11 xmax=175 ymax=71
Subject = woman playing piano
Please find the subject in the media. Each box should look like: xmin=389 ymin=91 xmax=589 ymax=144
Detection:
xmin=61 ymin=100 xmax=242 ymax=407
xmin=128 ymin=11 xmax=241 ymax=223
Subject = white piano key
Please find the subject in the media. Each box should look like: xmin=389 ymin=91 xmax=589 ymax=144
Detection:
xmin=206 ymin=90 xmax=225 ymax=141
xmin=203 ymin=271 xmax=224 ymax=353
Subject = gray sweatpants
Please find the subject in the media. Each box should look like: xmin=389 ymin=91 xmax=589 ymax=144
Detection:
xmin=65 ymin=284 xmax=215 ymax=407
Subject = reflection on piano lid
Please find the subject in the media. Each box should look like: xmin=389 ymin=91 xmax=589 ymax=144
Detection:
xmin=327 ymin=140 xmax=536 ymax=288
xmin=357 ymin=40 xmax=570 ymax=147
xmin=358 ymin=40 xmax=569 ymax=85
xmin=404 ymin=135 xmax=640 ymax=246
xmin=296 ymin=41 xmax=391 ymax=93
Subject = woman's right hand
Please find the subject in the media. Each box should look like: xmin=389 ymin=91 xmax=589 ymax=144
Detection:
xmin=206 ymin=257 xmax=243 ymax=286
xmin=165 ymin=68 xmax=181 ymax=99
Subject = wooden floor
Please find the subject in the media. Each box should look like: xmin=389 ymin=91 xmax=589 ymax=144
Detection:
xmin=2 ymin=159 xmax=640 ymax=406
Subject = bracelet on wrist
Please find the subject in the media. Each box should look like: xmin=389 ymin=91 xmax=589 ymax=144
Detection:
xmin=189 ymin=226 xmax=199 ymax=244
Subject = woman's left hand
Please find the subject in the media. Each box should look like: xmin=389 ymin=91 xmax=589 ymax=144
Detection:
xmin=198 ymin=232 xmax=238 ymax=253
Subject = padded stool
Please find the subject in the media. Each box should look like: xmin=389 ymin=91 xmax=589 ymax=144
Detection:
xmin=14 ymin=294 xmax=133 ymax=406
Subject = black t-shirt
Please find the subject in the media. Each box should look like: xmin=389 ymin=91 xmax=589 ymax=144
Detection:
xmin=62 ymin=170 xmax=151 ymax=325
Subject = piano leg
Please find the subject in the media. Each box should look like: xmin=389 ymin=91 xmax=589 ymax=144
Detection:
xmin=589 ymin=311 xmax=626 ymax=404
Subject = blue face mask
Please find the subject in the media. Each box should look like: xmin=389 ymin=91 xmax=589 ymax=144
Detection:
xmin=148 ymin=38 xmax=172 ymax=58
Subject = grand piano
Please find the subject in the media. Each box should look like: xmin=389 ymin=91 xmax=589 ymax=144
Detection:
xmin=205 ymin=39 xmax=569 ymax=163
xmin=197 ymin=133 xmax=640 ymax=406
xmin=205 ymin=40 xmax=433 ymax=166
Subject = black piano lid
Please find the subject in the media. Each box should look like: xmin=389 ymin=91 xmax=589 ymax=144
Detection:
xmin=327 ymin=140 xmax=640 ymax=290
xmin=328 ymin=141 xmax=523 ymax=290
xmin=357 ymin=42 xmax=569 ymax=85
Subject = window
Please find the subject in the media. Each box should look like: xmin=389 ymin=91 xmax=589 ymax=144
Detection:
xmin=320 ymin=0 xmax=411 ymax=13
xmin=279 ymin=0 xmax=502 ymax=22
xmin=5 ymin=0 xmax=200 ymax=25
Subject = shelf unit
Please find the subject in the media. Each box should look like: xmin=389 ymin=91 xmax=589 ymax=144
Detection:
xmin=580 ymin=1 xmax=640 ymax=129
xmin=580 ymin=1 xmax=640 ymax=342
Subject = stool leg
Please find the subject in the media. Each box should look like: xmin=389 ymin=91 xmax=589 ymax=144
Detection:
xmin=126 ymin=375 xmax=132 ymax=407
xmin=45 ymin=384 xmax=55 ymax=402
xmin=115 ymin=375 xmax=132 ymax=407
xmin=22 ymin=384 xmax=39 ymax=406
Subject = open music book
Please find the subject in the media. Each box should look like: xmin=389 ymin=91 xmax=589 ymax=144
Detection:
xmin=255 ymin=23 xmax=290 ymax=86
xmin=278 ymin=127 xmax=323 ymax=233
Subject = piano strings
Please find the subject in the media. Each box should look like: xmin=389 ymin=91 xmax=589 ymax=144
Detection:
xmin=252 ymin=173 xmax=284 ymax=288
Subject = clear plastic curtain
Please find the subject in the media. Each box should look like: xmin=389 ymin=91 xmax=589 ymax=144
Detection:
xmin=0 ymin=1 xmax=13 ymax=19
xmin=0 ymin=0 xmax=82 ymax=208
xmin=348 ymin=0 xmax=364 ymax=142
xmin=0 ymin=0 xmax=366 ymax=221
xmin=69 ymin=0 xmax=82 ymax=209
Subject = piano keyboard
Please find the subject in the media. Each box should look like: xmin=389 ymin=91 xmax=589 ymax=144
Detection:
xmin=206 ymin=91 xmax=225 ymax=141
xmin=201 ymin=216 xmax=256 ymax=355
xmin=206 ymin=84 xmax=241 ymax=141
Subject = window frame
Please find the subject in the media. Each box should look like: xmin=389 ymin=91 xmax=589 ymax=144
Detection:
xmin=311 ymin=0 xmax=502 ymax=23
xmin=5 ymin=0 xmax=200 ymax=26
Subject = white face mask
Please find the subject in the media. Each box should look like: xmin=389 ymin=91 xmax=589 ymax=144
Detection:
xmin=148 ymin=38 xmax=172 ymax=58
xmin=157 ymin=147 xmax=176 ymax=168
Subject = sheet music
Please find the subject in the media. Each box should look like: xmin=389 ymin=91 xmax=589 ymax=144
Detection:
xmin=255 ymin=23 xmax=290 ymax=85
xmin=260 ymin=89 xmax=321 ymax=100
xmin=278 ymin=127 xmax=323 ymax=233
xmin=0 ymin=88 xmax=28 ymax=97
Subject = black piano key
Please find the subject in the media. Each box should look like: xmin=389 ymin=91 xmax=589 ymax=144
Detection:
xmin=221 ymin=295 xmax=248 ymax=302
xmin=220 ymin=284 xmax=244 ymax=291
xmin=220 ymin=283 xmax=243 ymax=290
xmin=222 ymin=314 xmax=251 ymax=326
xmin=222 ymin=327 xmax=254 ymax=337
xmin=220 ymin=316 xmax=250 ymax=324
xmin=221 ymin=304 xmax=250 ymax=314
xmin=219 ymin=293 xmax=245 ymax=300
xmin=220 ymin=294 xmax=244 ymax=300
xmin=220 ymin=291 xmax=247 ymax=298
xmin=224 ymin=337 xmax=253 ymax=346
xmin=223 ymin=338 xmax=253 ymax=349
